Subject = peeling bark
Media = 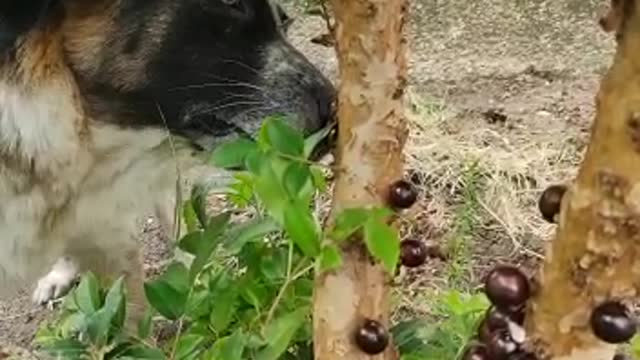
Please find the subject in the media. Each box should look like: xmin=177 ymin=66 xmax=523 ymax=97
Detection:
xmin=312 ymin=0 xmax=409 ymax=359
xmin=525 ymin=2 xmax=640 ymax=359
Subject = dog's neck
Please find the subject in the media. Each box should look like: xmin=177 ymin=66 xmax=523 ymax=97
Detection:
xmin=0 ymin=25 xmax=91 ymax=178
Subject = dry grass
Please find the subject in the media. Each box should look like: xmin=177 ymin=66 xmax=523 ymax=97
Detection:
xmin=405 ymin=87 xmax=584 ymax=262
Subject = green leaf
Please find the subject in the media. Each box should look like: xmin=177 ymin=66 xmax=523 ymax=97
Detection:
xmin=240 ymin=278 xmax=269 ymax=311
xmin=227 ymin=172 xmax=255 ymax=207
xmin=162 ymin=262 xmax=190 ymax=293
xmin=632 ymin=334 xmax=640 ymax=358
xmin=40 ymin=339 xmax=88 ymax=359
xmin=319 ymin=245 xmax=343 ymax=272
xmin=222 ymin=218 xmax=280 ymax=255
xmin=330 ymin=207 xmax=394 ymax=242
xmin=175 ymin=334 xmax=206 ymax=360
xmin=117 ymin=345 xmax=167 ymax=360
xmin=310 ymin=166 xmax=327 ymax=192
xmin=255 ymin=308 xmax=308 ymax=360
xmin=182 ymin=201 xmax=199 ymax=233
xmin=74 ymin=272 xmax=101 ymax=315
xmin=190 ymin=183 xmax=209 ymax=227
xmin=244 ymin=149 xmax=264 ymax=174
xmin=283 ymin=201 xmax=321 ymax=257
xmin=185 ymin=288 xmax=211 ymax=319
xmin=329 ymin=208 xmax=369 ymax=242
xmin=253 ymin=159 xmax=288 ymax=223
xmin=144 ymin=263 xmax=189 ymax=320
xmin=138 ymin=308 xmax=154 ymax=340
xmin=86 ymin=309 xmax=112 ymax=348
xmin=104 ymin=276 xmax=127 ymax=330
xmin=178 ymin=231 xmax=205 ymax=256
xmin=259 ymin=248 xmax=287 ymax=281
xmin=60 ymin=312 xmax=87 ymax=338
xmin=391 ymin=319 xmax=430 ymax=355
xmin=303 ymin=123 xmax=334 ymax=159
xmin=263 ymin=116 xmax=305 ymax=157
xmin=86 ymin=277 xmax=126 ymax=347
xmin=205 ymin=330 xmax=246 ymax=360
xmin=283 ymin=162 xmax=311 ymax=198
xmin=209 ymin=137 xmax=257 ymax=169
xmin=188 ymin=213 xmax=231 ymax=281
xmin=209 ymin=273 xmax=238 ymax=333
xmin=363 ymin=217 xmax=400 ymax=274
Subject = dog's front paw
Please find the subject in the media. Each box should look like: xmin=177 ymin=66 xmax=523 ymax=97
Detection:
xmin=32 ymin=256 xmax=79 ymax=305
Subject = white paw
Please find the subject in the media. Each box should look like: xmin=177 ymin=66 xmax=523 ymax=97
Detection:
xmin=32 ymin=256 xmax=79 ymax=305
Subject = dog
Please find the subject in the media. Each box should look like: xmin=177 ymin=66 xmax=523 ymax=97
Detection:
xmin=0 ymin=0 xmax=335 ymax=320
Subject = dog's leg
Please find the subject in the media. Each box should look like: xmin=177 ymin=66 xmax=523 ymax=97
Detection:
xmin=33 ymin=239 xmax=148 ymax=329
xmin=77 ymin=242 xmax=148 ymax=328
xmin=32 ymin=256 xmax=79 ymax=305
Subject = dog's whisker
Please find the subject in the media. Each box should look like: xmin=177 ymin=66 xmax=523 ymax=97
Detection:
xmin=219 ymin=58 xmax=262 ymax=75
xmin=167 ymin=82 xmax=264 ymax=92
xmin=192 ymin=100 xmax=265 ymax=115
xmin=199 ymin=73 xmax=269 ymax=91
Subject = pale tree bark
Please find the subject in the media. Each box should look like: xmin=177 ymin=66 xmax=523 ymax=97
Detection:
xmin=525 ymin=1 xmax=640 ymax=359
xmin=312 ymin=0 xmax=409 ymax=359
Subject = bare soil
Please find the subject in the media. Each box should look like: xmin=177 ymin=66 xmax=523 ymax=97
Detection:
xmin=0 ymin=0 xmax=617 ymax=356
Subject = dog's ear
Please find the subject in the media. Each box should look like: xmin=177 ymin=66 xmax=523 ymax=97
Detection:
xmin=0 ymin=0 xmax=57 ymax=51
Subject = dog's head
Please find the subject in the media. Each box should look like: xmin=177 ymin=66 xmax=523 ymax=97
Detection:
xmin=0 ymin=0 xmax=335 ymax=152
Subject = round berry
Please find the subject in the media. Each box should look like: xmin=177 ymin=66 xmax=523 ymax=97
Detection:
xmin=538 ymin=185 xmax=566 ymax=223
xmin=507 ymin=306 xmax=526 ymax=325
xmin=400 ymin=239 xmax=428 ymax=267
xmin=461 ymin=344 xmax=491 ymax=360
xmin=388 ymin=180 xmax=418 ymax=209
xmin=485 ymin=307 xmax=512 ymax=329
xmin=355 ymin=319 xmax=389 ymax=355
xmin=590 ymin=302 xmax=637 ymax=344
xmin=478 ymin=308 xmax=511 ymax=344
xmin=484 ymin=265 xmax=531 ymax=310
xmin=486 ymin=330 xmax=518 ymax=359
xmin=613 ymin=355 xmax=630 ymax=360
xmin=509 ymin=352 xmax=538 ymax=360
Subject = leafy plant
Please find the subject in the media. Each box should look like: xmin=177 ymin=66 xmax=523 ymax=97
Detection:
xmin=392 ymin=291 xmax=490 ymax=360
xmin=35 ymin=115 xmax=403 ymax=360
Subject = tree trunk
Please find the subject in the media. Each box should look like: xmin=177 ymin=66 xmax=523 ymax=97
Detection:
xmin=525 ymin=2 xmax=640 ymax=359
xmin=312 ymin=0 xmax=409 ymax=359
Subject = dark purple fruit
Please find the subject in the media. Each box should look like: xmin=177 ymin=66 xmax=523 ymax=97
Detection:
xmin=478 ymin=319 xmax=493 ymax=344
xmin=461 ymin=344 xmax=491 ymax=360
xmin=484 ymin=265 xmax=531 ymax=310
xmin=590 ymin=302 xmax=637 ymax=344
xmin=478 ymin=308 xmax=509 ymax=343
xmin=486 ymin=330 xmax=518 ymax=360
xmin=538 ymin=185 xmax=566 ymax=223
xmin=507 ymin=306 xmax=526 ymax=325
xmin=508 ymin=352 xmax=537 ymax=360
xmin=388 ymin=180 xmax=418 ymax=209
xmin=400 ymin=239 xmax=428 ymax=267
xmin=355 ymin=319 xmax=389 ymax=355
xmin=485 ymin=307 xmax=513 ymax=329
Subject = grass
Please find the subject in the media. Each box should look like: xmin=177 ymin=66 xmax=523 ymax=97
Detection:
xmin=445 ymin=161 xmax=482 ymax=290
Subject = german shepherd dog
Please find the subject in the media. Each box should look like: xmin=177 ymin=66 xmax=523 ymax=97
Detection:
xmin=0 ymin=0 xmax=334 ymax=319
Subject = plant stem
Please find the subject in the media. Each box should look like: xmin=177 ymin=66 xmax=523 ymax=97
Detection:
xmin=265 ymin=261 xmax=314 ymax=327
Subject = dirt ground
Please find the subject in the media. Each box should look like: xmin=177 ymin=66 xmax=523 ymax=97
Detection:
xmin=0 ymin=0 xmax=618 ymax=356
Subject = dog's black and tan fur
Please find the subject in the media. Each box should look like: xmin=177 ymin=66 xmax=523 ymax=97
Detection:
xmin=0 ymin=0 xmax=334 ymax=318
